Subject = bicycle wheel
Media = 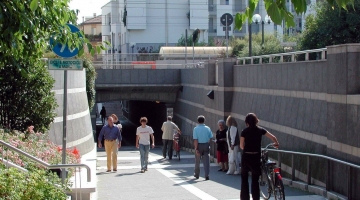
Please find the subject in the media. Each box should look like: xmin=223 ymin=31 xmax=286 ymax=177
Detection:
xmin=259 ymin=168 xmax=271 ymax=199
xmin=274 ymin=179 xmax=285 ymax=200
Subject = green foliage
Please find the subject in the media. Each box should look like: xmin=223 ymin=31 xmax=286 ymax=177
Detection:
xmin=0 ymin=166 xmax=67 ymax=200
xmin=0 ymin=60 xmax=57 ymax=133
xmin=298 ymin=1 xmax=360 ymax=50
xmin=230 ymin=33 xmax=284 ymax=57
xmin=234 ymin=0 xmax=354 ymax=30
xmin=177 ymin=34 xmax=196 ymax=46
xmin=83 ymin=55 xmax=97 ymax=111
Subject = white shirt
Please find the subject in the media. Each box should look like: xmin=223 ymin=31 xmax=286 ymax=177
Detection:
xmin=161 ymin=120 xmax=179 ymax=140
xmin=136 ymin=125 xmax=154 ymax=145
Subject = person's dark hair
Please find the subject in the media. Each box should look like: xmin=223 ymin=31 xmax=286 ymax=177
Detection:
xmin=140 ymin=117 xmax=148 ymax=123
xmin=197 ymin=115 xmax=205 ymax=123
xmin=245 ymin=113 xmax=259 ymax=127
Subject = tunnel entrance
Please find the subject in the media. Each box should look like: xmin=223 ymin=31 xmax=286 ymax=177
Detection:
xmin=96 ymin=100 xmax=168 ymax=146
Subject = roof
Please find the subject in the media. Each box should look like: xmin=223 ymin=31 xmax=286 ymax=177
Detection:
xmin=80 ymin=15 xmax=102 ymax=25
xmin=159 ymin=46 xmax=232 ymax=57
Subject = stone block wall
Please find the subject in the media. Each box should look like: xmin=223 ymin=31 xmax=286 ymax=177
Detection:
xmin=174 ymin=44 xmax=360 ymax=198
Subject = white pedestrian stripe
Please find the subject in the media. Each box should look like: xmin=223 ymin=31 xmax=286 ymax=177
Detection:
xmin=150 ymin=155 xmax=218 ymax=200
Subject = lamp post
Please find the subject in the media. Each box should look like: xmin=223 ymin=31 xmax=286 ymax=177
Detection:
xmin=248 ymin=23 xmax=252 ymax=57
xmin=252 ymin=14 xmax=272 ymax=46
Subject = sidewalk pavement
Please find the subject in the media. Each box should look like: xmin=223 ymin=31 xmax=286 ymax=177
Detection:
xmin=96 ymin=146 xmax=327 ymax=200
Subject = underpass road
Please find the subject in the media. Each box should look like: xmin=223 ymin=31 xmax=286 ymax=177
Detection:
xmin=96 ymin=147 xmax=327 ymax=200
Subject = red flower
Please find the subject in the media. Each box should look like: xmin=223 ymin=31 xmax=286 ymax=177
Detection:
xmin=57 ymin=146 xmax=62 ymax=152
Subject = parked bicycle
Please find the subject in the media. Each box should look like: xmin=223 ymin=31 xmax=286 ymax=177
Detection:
xmin=259 ymin=143 xmax=285 ymax=200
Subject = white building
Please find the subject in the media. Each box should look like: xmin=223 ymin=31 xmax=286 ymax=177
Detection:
xmin=101 ymin=0 xmax=316 ymax=58
xmin=102 ymin=0 xmax=209 ymax=58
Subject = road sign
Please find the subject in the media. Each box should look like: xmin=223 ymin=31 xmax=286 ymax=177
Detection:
xmin=223 ymin=26 xmax=231 ymax=31
xmin=220 ymin=13 xmax=233 ymax=26
xmin=51 ymin=24 xmax=81 ymax=58
xmin=48 ymin=59 xmax=83 ymax=70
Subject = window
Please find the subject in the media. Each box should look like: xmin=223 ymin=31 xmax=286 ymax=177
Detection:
xmin=91 ymin=28 xmax=97 ymax=35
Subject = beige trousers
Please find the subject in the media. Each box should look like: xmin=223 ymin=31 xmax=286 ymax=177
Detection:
xmin=104 ymin=140 xmax=118 ymax=170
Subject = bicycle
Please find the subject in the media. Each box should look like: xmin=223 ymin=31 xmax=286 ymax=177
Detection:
xmin=259 ymin=143 xmax=285 ymax=200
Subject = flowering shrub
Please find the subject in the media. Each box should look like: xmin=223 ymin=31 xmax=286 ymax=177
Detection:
xmin=0 ymin=165 xmax=67 ymax=200
xmin=0 ymin=128 xmax=81 ymax=176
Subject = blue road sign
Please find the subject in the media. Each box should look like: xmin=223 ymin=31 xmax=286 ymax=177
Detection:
xmin=51 ymin=24 xmax=81 ymax=58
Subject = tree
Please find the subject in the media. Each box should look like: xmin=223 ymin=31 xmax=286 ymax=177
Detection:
xmin=298 ymin=1 xmax=360 ymax=50
xmin=234 ymin=0 xmax=354 ymax=31
xmin=0 ymin=60 xmax=57 ymax=133
xmin=0 ymin=0 xmax=104 ymax=72
xmin=231 ymin=33 xmax=284 ymax=58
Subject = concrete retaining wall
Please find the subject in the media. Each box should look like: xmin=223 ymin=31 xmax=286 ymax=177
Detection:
xmin=174 ymin=44 xmax=360 ymax=198
xmin=48 ymin=69 xmax=94 ymax=156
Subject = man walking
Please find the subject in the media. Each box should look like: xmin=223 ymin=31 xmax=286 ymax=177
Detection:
xmin=193 ymin=115 xmax=213 ymax=180
xmin=136 ymin=117 xmax=155 ymax=173
xmin=98 ymin=116 xmax=122 ymax=172
xmin=161 ymin=116 xmax=181 ymax=159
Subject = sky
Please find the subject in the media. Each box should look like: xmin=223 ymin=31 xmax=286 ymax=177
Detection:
xmin=69 ymin=0 xmax=110 ymax=23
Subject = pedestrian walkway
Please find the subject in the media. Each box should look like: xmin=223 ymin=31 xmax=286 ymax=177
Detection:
xmin=96 ymin=146 xmax=327 ymax=200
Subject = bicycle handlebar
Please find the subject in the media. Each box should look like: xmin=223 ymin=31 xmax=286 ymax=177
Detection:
xmin=263 ymin=143 xmax=277 ymax=151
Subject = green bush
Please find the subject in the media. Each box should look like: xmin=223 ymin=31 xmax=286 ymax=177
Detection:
xmin=298 ymin=1 xmax=360 ymax=50
xmin=230 ymin=33 xmax=284 ymax=58
xmin=0 ymin=166 xmax=67 ymax=200
xmin=0 ymin=60 xmax=57 ymax=133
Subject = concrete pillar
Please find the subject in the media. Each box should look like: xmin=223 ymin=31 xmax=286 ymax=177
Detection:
xmin=326 ymin=44 xmax=360 ymax=198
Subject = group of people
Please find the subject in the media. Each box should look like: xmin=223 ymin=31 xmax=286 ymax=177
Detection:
xmin=193 ymin=113 xmax=279 ymax=200
xmin=98 ymin=112 xmax=279 ymax=200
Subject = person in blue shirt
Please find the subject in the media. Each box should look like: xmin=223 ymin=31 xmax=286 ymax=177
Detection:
xmin=193 ymin=115 xmax=213 ymax=180
xmin=98 ymin=116 xmax=122 ymax=172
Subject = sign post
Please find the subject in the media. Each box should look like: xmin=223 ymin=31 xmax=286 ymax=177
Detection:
xmin=50 ymin=24 xmax=83 ymax=185
xmin=220 ymin=13 xmax=233 ymax=58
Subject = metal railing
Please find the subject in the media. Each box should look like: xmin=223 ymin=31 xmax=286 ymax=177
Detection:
xmin=0 ymin=139 xmax=91 ymax=182
xmin=237 ymin=48 xmax=327 ymax=65
xmin=267 ymin=148 xmax=360 ymax=199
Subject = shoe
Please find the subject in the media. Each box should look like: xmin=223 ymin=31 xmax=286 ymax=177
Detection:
xmin=141 ymin=170 xmax=145 ymax=173
xmin=205 ymin=176 xmax=209 ymax=180
xmin=234 ymin=171 xmax=240 ymax=175
xmin=169 ymin=158 xmax=172 ymax=160
xmin=163 ymin=155 xmax=166 ymax=159
xmin=144 ymin=168 xmax=148 ymax=171
xmin=113 ymin=169 xmax=117 ymax=172
xmin=106 ymin=170 xmax=111 ymax=172
xmin=218 ymin=169 xmax=223 ymax=171
xmin=193 ymin=175 xmax=199 ymax=179
xmin=226 ymin=171 xmax=233 ymax=175
xmin=222 ymin=169 xmax=228 ymax=172
xmin=174 ymin=155 xmax=177 ymax=157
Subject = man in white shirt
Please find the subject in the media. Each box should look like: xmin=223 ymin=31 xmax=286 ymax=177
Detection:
xmin=161 ymin=116 xmax=181 ymax=160
xmin=136 ymin=117 xmax=155 ymax=173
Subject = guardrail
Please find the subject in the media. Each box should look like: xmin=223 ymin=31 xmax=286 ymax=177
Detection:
xmin=237 ymin=48 xmax=327 ymax=65
xmin=0 ymin=139 xmax=91 ymax=182
xmin=266 ymin=148 xmax=360 ymax=199
xmin=93 ymin=61 xmax=206 ymax=69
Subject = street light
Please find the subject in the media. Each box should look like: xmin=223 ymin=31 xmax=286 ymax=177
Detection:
xmin=252 ymin=14 xmax=272 ymax=46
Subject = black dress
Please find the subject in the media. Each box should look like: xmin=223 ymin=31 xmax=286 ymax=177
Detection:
xmin=216 ymin=128 xmax=228 ymax=153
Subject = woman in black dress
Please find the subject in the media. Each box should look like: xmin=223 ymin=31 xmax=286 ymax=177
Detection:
xmin=240 ymin=113 xmax=279 ymax=200
xmin=215 ymin=120 xmax=228 ymax=172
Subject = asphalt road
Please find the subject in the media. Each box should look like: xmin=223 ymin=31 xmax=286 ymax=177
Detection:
xmin=96 ymin=146 xmax=327 ymax=200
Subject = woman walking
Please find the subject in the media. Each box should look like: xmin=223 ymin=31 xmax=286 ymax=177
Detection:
xmin=240 ymin=113 xmax=279 ymax=200
xmin=226 ymin=116 xmax=241 ymax=175
xmin=216 ymin=120 xmax=228 ymax=172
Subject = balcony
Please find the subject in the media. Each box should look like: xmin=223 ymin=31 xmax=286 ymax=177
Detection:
xmin=85 ymin=34 xmax=102 ymax=42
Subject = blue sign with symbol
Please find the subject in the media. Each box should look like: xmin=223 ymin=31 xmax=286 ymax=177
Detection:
xmin=51 ymin=24 xmax=81 ymax=58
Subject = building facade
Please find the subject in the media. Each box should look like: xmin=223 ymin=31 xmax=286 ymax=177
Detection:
xmin=101 ymin=0 xmax=317 ymax=57
xmin=79 ymin=14 xmax=102 ymax=46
